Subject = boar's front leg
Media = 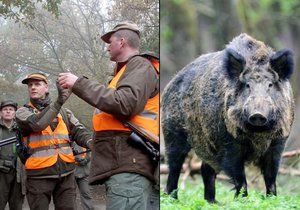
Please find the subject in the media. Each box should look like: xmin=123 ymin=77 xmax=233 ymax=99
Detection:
xmin=220 ymin=143 xmax=248 ymax=198
xmin=259 ymin=139 xmax=286 ymax=196
xmin=201 ymin=162 xmax=217 ymax=203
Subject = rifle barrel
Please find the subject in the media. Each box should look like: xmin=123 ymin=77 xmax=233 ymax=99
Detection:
xmin=125 ymin=121 xmax=159 ymax=145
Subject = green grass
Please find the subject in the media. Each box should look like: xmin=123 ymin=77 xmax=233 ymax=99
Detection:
xmin=160 ymin=179 xmax=300 ymax=210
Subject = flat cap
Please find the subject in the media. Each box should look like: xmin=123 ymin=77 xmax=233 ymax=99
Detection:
xmin=22 ymin=73 xmax=48 ymax=84
xmin=101 ymin=21 xmax=140 ymax=43
xmin=0 ymin=100 xmax=18 ymax=110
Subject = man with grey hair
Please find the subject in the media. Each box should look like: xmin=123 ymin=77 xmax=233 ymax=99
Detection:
xmin=58 ymin=21 xmax=159 ymax=210
xmin=0 ymin=100 xmax=25 ymax=210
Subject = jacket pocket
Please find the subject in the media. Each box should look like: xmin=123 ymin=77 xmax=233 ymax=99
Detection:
xmin=0 ymin=160 xmax=11 ymax=173
xmin=0 ymin=165 xmax=10 ymax=173
xmin=108 ymin=185 xmax=143 ymax=198
xmin=92 ymin=137 xmax=119 ymax=174
xmin=118 ymin=137 xmax=155 ymax=179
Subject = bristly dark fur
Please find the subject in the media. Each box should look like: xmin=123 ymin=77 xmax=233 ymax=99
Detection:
xmin=224 ymin=48 xmax=246 ymax=79
xmin=270 ymin=49 xmax=294 ymax=80
xmin=162 ymin=33 xmax=295 ymax=203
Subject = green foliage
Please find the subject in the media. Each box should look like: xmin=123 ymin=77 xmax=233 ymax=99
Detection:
xmin=161 ymin=0 xmax=197 ymax=43
xmin=279 ymin=0 xmax=299 ymax=16
xmin=228 ymin=0 xmax=298 ymax=34
xmin=161 ymin=180 xmax=300 ymax=210
xmin=161 ymin=25 xmax=172 ymax=48
xmin=0 ymin=0 xmax=62 ymax=21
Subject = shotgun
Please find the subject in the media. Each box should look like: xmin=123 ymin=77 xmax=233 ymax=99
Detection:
xmin=125 ymin=121 xmax=159 ymax=163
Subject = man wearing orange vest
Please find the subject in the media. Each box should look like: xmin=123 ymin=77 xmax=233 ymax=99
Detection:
xmin=58 ymin=21 xmax=159 ymax=210
xmin=16 ymin=73 xmax=92 ymax=210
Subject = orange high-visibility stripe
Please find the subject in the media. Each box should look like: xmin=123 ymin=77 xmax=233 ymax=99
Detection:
xmin=24 ymin=104 xmax=74 ymax=170
xmin=93 ymin=58 xmax=159 ymax=136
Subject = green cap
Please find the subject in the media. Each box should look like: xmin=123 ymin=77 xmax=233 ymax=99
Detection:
xmin=0 ymin=100 xmax=18 ymax=110
xmin=101 ymin=21 xmax=140 ymax=43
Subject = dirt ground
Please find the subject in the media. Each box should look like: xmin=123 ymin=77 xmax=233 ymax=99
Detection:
xmin=5 ymin=185 xmax=106 ymax=210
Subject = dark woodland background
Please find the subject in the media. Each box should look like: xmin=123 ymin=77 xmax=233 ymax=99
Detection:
xmin=160 ymin=0 xmax=300 ymax=193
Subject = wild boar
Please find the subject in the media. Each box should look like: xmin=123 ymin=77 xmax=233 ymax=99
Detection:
xmin=161 ymin=33 xmax=294 ymax=203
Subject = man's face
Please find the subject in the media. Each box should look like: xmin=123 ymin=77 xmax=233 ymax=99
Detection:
xmin=108 ymin=35 xmax=123 ymax=61
xmin=27 ymin=80 xmax=49 ymax=100
xmin=1 ymin=106 xmax=16 ymax=121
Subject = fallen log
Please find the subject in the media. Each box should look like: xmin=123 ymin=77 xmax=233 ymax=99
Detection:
xmin=282 ymin=149 xmax=300 ymax=157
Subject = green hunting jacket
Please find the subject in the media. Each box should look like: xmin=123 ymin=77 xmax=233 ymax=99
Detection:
xmin=16 ymin=96 xmax=92 ymax=178
xmin=0 ymin=119 xmax=26 ymax=194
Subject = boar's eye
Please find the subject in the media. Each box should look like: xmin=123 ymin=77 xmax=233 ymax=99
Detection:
xmin=247 ymin=41 xmax=254 ymax=50
xmin=257 ymin=55 xmax=267 ymax=65
xmin=268 ymin=83 xmax=273 ymax=88
xmin=246 ymin=83 xmax=250 ymax=88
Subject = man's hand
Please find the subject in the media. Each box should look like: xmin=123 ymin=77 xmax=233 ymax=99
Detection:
xmin=75 ymin=156 xmax=88 ymax=166
xmin=56 ymin=80 xmax=72 ymax=105
xmin=58 ymin=72 xmax=79 ymax=89
xmin=86 ymin=139 xmax=93 ymax=151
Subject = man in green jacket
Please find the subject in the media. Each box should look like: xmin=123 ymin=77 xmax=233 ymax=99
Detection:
xmin=0 ymin=100 xmax=25 ymax=210
xmin=16 ymin=73 xmax=92 ymax=210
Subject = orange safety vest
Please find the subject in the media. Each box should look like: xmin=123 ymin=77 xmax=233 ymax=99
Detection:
xmin=93 ymin=57 xmax=159 ymax=136
xmin=23 ymin=103 xmax=75 ymax=170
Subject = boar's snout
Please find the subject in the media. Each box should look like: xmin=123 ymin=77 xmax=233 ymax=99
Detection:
xmin=242 ymin=95 xmax=276 ymax=132
xmin=248 ymin=112 xmax=267 ymax=126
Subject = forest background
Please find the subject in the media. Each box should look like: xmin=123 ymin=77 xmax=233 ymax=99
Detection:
xmin=0 ymin=1 xmax=158 ymax=208
xmin=160 ymin=0 xmax=300 ymax=201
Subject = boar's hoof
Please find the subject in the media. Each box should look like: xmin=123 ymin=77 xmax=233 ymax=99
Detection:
xmin=168 ymin=189 xmax=178 ymax=199
xmin=206 ymin=198 xmax=218 ymax=204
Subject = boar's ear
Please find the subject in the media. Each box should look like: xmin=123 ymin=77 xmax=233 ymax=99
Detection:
xmin=225 ymin=48 xmax=246 ymax=79
xmin=270 ymin=49 xmax=294 ymax=80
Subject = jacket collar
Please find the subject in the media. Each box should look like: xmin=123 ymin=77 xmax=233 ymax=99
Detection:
xmin=30 ymin=93 xmax=52 ymax=111
xmin=0 ymin=118 xmax=17 ymax=130
xmin=114 ymin=53 xmax=140 ymax=75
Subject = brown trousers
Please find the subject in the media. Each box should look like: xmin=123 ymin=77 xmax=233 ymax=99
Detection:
xmin=0 ymin=170 xmax=24 ymax=210
xmin=26 ymin=173 xmax=76 ymax=210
